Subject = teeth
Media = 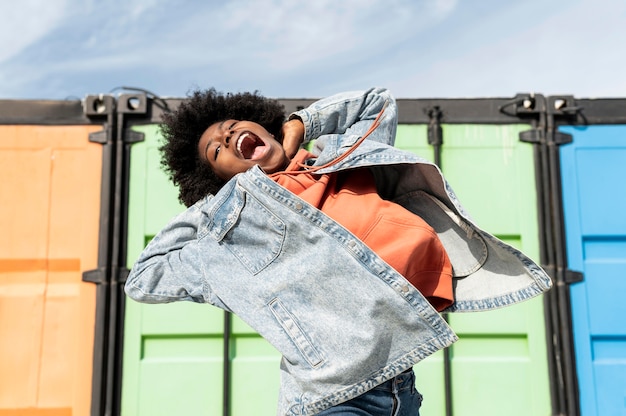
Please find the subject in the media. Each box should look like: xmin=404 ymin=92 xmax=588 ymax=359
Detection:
xmin=237 ymin=133 xmax=249 ymax=155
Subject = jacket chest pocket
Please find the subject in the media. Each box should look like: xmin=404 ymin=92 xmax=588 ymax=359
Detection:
xmin=211 ymin=188 xmax=286 ymax=275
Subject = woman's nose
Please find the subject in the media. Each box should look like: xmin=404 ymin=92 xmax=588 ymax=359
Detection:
xmin=224 ymin=130 xmax=233 ymax=147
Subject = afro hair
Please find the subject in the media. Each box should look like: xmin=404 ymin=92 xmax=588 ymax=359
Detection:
xmin=159 ymin=89 xmax=286 ymax=207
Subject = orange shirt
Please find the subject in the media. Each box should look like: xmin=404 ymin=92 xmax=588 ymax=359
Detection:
xmin=271 ymin=149 xmax=453 ymax=311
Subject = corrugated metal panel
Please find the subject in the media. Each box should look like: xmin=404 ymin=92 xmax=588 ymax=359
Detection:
xmin=0 ymin=125 xmax=103 ymax=416
xmin=560 ymin=124 xmax=626 ymax=416
xmin=397 ymin=124 xmax=551 ymax=416
xmin=121 ymin=125 xmax=224 ymax=416
xmin=229 ymin=318 xmax=281 ymax=415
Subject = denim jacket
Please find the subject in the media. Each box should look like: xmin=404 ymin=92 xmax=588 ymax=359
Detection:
xmin=125 ymin=88 xmax=552 ymax=415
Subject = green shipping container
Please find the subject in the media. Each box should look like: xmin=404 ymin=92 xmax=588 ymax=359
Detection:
xmin=121 ymin=125 xmax=281 ymax=416
xmin=122 ymin=118 xmax=550 ymax=415
xmin=122 ymin=125 xmax=224 ymax=416
xmin=396 ymin=124 xmax=550 ymax=416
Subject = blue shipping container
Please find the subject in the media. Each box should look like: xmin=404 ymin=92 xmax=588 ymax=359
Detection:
xmin=560 ymin=125 xmax=626 ymax=416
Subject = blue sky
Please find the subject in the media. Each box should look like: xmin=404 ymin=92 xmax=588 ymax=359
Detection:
xmin=2 ymin=0 xmax=624 ymax=100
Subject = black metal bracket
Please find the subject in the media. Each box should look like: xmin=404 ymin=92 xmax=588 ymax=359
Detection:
xmin=548 ymin=95 xmax=580 ymax=116
xmin=519 ymin=128 xmax=544 ymax=144
xmin=520 ymin=129 xmax=571 ymax=145
xmin=548 ymin=95 xmax=579 ymax=146
xmin=518 ymin=94 xmax=575 ymax=146
xmin=82 ymin=268 xmax=107 ymax=284
xmin=88 ymin=131 xmax=108 ymax=144
xmin=85 ymin=95 xmax=116 ymax=147
xmin=84 ymin=94 xmax=116 ymax=118
xmin=564 ymin=270 xmax=584 ymax=284
xmin=553 ymin=131 xmax=573 ymax=145
xmin=427 ymin=106 xmax=443 ymax=147
xmin=117 ymin=268 xmax=130 ymax=284
xmin=124 ymin=129 xmax=145 ymax=144
xmin=514 ymin=92 xmax=582 ymax=416
xmin=117 ymin=93 xmax=148 ymax=115
xmin=499 ymin=93 xmax=541 ymax=118
xmin=81 ymin=91 xmax=149 ymax=416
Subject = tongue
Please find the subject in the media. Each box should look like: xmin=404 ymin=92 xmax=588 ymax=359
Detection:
xmin=249 ymin=145 xmax=267 ymax=160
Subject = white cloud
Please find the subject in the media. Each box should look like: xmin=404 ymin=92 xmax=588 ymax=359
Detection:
xmin=2 ymin=0 xmax=625 ymax=99
xmin=0 ymin=0 xmax=459 ymax=96
xmin=38 ymin=0 xmax=458 ymax=73
xmin=385 ymin=0 xmax=626 ymax=98
xmin=0 ymin=0 xmax=69 ymax=62
xmin=204 ymin=0 xmax=458 ymax=71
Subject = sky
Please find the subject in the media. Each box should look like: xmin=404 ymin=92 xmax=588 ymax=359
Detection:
xmin=1 ymin=0 xmax=625 ymax=101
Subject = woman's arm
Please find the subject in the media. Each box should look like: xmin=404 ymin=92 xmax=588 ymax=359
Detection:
xmin=290 ymin=87 xmax=398 ymax=147
xmin=124 ymin=201 xmax=209 ymax=305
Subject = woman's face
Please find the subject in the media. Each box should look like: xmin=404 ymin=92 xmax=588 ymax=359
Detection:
xmin=198 ymin=119 xmax=288 ymax=180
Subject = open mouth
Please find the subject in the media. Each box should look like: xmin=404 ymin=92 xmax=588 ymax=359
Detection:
xmin=237 ymin=132 xmax=267 ymax=160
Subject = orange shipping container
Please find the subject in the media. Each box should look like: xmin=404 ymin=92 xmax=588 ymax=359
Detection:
xmin=0 ymin=125 xmax=102 ymax=416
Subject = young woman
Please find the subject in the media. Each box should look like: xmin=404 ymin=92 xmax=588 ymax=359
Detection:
xmin=125 ymin=87 xmax=551 ymax=416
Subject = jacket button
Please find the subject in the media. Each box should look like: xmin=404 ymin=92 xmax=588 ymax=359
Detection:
xmin=295 ymin=202 xmax=303 ymax=210
xmin=400 ymin=284 xmax=410 ymax=293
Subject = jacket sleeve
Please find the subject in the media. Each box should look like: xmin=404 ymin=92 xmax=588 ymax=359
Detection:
xmin=124 ymin=199 xmax=211 ymax=305
xmin=289 ymin=87 xmax=398 ymax=147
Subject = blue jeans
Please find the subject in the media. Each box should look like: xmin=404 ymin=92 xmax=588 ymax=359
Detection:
xmin=316 ymin=369 xmax=423 ymax=415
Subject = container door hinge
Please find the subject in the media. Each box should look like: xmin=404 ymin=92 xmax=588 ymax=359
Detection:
xmin=117 ymin=268 xmax=130 ymax=284
xmin=553 ymin=131 xmax=573 ymax=145
xmin=83 ymin=268 xmax=107 ymax=284
xmin=519 ymin=128 xmax=544 ymax=144
xmin=519 ymin=129 xmax=572 ymax=145
xmin=564 ymin=269 xmax=584 ymax=284
xmin=124 ymin=129 xmax=145 ymax=144
xmin=88 ymin=130 xmax=108 ymax=144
